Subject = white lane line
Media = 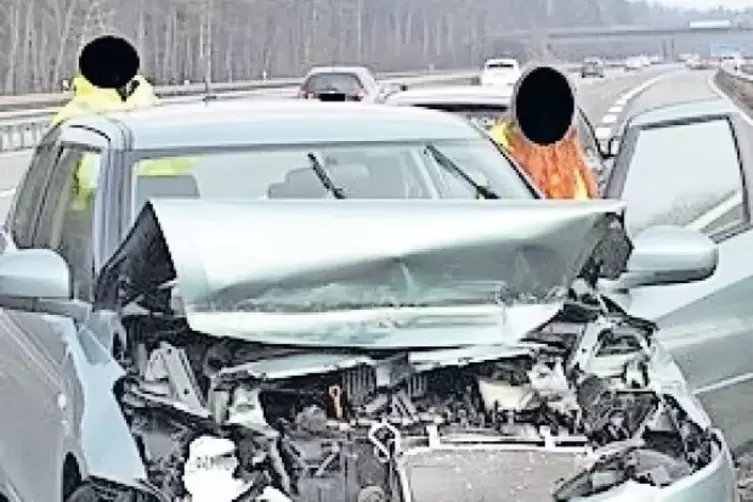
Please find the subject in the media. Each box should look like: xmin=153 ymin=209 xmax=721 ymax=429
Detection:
xmin=0 ymin=188 xmax=16 ymax=198
xmin=597 ymin=72 xmax=677 ymax=138
xmin=689 ymin=74 xmax=753 ymax=230
xmin=595 ymin=127 xmax=612 ymax=140
xmin=0 ymin=150 xmax=33 ymax=160
xmin=708 ymin=72 xmax=753 ymax=128
xmin=687 ymin=192 xmax=743 ymax=231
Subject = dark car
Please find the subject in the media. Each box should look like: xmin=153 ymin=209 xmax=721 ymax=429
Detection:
xmin=581 ymin=58 xmax=606 ymax=78
xmin=297 ymin=66 xmax=382 ymax=102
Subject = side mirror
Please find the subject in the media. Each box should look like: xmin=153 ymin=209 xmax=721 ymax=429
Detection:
xmin=606 ymin=225 xmax=718 ymax=292
xmin=397 ymin=83 xmax=408 ymax=92
xmin=0 ymin=249 xmax=71 ymax=299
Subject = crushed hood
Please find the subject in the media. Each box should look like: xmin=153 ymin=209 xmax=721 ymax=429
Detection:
xmin=96 ymin=198 xmax=625 ymax=348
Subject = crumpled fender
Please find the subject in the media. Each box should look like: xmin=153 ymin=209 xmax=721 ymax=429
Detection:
xmin=64 ymin=321 xmax=147 ymax=487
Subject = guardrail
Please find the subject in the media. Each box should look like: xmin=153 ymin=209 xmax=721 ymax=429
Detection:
xmin=0 ymin=69 xmax=462 ymax=113
xmin=714 ymin=63 xmax=753 ymax=111
xmin=0 ymin=61 xmax=605 ymax=154
xmin=0 ymin=69 xmax=489 ymax=153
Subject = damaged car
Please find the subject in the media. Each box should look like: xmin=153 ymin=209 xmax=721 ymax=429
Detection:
xmin=0 ymin=99 xmax=738 ymax=502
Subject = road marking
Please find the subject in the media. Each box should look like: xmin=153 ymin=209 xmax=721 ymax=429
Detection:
xmin=687 ymin=192 xmax=743 ymax=231
xmin=595 ymin=127 xmax=612 ymax=140
xmin=688 ymin=74 xmax=753 ymax=230
xmin=597 ymin=72 xmax=677 ymax=139
xmin=708 ymin=72 xmax=753 ymax=128
xmin=0 ymin=150 xmax=32 ymax=160
xmin=0 ymin=188 xmax=16 ymax=198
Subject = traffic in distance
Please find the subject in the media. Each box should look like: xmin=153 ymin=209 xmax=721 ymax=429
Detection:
xmin=0 ymin=33 xmax=751 ymax=502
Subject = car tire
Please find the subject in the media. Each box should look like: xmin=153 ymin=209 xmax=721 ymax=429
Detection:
xmin=66 ymin=486 xmax=99 ymax=502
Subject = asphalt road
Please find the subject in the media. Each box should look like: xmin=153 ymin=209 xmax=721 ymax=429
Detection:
xmin=0 ymin=65 xmax=717 ymax=223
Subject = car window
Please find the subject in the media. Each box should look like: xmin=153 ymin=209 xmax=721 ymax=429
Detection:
xmin=129 ymin=139 xmax=534 ymax=217
xmin=485 ymin=62 xmax=516 ymax=70
xmin=617 ymin=118 xmax=746 ymax=238
xmin=302 ymin=73 xmax=364 ymax=95
xmin=8 ymin=144 xmax=61 ymax=248
xmin=34 ymin=147 xmax=102 ymax=300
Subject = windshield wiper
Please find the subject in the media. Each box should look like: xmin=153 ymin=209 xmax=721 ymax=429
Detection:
xmin=306 ymin=152 xmax=346 ymax=199
xmin=424 ymin=144 xmax=500 ymax=199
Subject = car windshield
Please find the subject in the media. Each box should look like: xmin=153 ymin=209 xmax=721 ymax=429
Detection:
xmin=302 ymin=73 xmax=364 ymax=94
xmin=130 ymin=139 xmax=533 ymax=217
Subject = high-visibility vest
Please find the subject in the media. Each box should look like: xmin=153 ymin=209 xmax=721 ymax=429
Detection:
xmin=50 ymin=75 xmax=195 ymax=210
xmin=72 ymin=156 xmax=196 ymax=211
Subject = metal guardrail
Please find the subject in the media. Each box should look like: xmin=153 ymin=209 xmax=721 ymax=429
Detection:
xmin=0 ymin=62 xmax=595 ymax=154
xmin=0 ymin=69 xmax=464 ymax=113
xmin=0 ymin=69 xmax=489 ymax=153
xmin=715 ymin=64 xmax=753 ymax=111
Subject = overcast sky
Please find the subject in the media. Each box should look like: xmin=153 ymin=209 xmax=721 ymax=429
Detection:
xmin=654 ymin=0 xmax=752 ymax=9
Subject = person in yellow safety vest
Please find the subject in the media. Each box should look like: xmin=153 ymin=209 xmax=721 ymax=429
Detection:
xmin=50 ymin=73 xmax=195 ymax=211
xmin=488 ymin=119 xmax=598 ymax=200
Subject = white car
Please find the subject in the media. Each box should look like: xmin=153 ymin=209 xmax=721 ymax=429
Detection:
xmin=479 ymin=58 xmax=521 ymax=88
xmin=624 ymin=57 xmax=644 ymax=71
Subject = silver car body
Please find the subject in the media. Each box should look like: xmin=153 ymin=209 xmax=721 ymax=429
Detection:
xmin=0 ymin=99 xmax=739 ymax=502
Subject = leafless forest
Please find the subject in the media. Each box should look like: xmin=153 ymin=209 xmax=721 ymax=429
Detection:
xmin=0 ymin=0 xmax=747 ymax=95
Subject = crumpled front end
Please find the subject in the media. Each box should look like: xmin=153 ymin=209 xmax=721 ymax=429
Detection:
xmin=86 ymin=199 xmax=736 ymax=501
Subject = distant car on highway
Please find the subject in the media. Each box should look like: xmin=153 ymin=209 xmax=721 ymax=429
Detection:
xmin=297 ymin=65 xmax=392 ymax=102
xmin=580 ymin=57 xmax=605 ymax=78
xmin=0 ymin=98 xmax=738 ymax=501
xmin=624 ymin=56 xmax=646 ymax=71
xmin=479 ymin=57 xmax=521 ymax=88
xmin=383 ymin=84 xmax=609 ymax=178
xmin=686 ymin=56 xmax=712 ymax=70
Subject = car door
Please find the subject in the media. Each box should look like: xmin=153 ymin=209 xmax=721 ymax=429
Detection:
xmin=603 ymin=110 xmax=753 ymax=454
xmin=0 ymin=129 xmax=109 ymax=502
xmin=0 ymin=135 xmax=67 ymax=501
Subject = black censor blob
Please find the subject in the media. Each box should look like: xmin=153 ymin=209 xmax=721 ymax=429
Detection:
xmin=514 ymin=66 xmax=575 ymax=146
xmin=79 ymin=35 xmax=139 ymax=90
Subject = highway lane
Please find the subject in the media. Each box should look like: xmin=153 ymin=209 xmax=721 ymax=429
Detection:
xmin=0 ymin=66 xmax=701 ymax=223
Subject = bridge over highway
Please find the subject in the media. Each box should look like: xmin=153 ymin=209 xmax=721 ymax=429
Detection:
xmin=495 ymin=24 xmax=753 ymax=57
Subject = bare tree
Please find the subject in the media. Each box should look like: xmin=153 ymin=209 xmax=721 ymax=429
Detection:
xmin=0 ymin=0 xmax=699 ymax=95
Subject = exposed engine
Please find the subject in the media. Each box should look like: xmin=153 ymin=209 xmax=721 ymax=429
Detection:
xmin=111 ymin=283 xmax=718 ymax=502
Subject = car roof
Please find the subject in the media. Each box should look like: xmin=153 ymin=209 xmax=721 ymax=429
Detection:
xmin=627 ymin=98 xmax=735 ymax=127
xmin=485 ymin=58 xmax=518 ymax=65
xmin=385 ymin=86 xmax=513 ymax=106
xmin=66 ymin=99 xmax=484 ymax=150
xmin=305 ymin=66 xmax=372 ymax=76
